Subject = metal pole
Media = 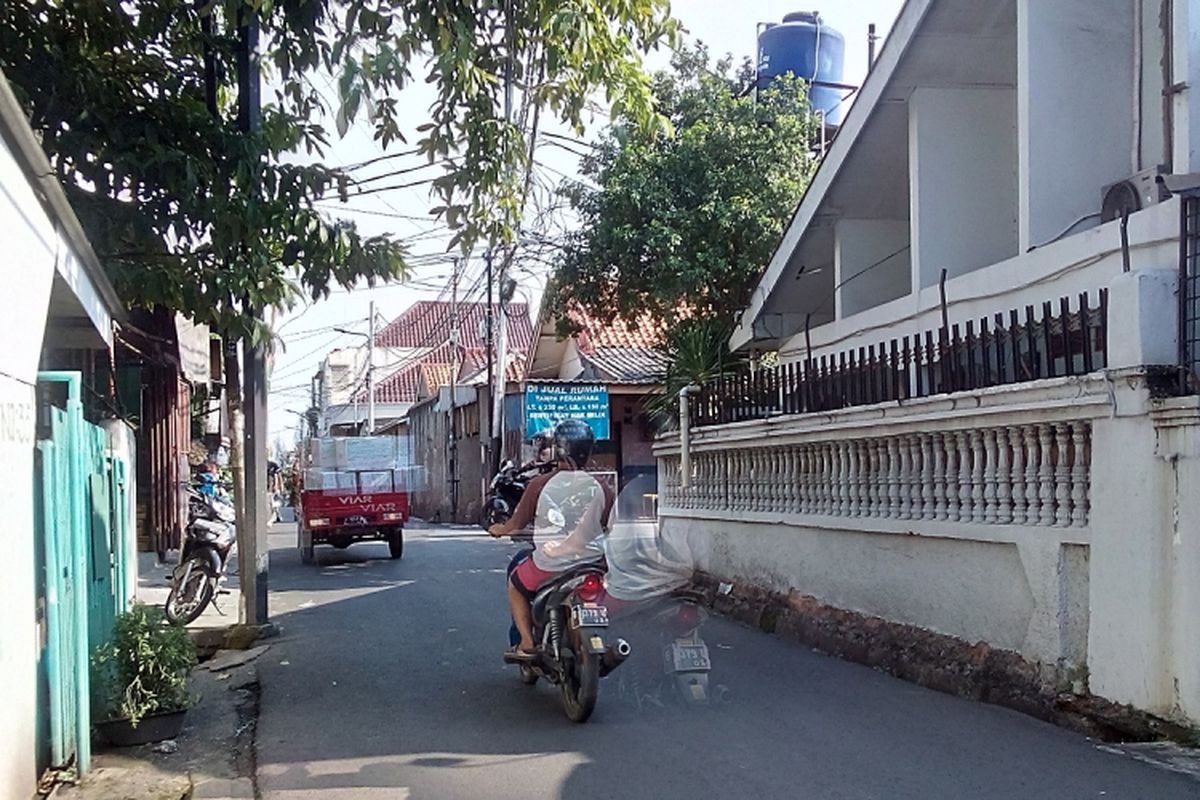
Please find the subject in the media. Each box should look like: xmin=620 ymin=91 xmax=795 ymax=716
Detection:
xmin=449 ymin=258 xmax=460 ymax=518
xmin=868 ymin=23 xmax=878 ymax=70
xmin=367 ymin=300 xmax=376 ymax=434
xmin=484 ymin=249 xmax=494 ymax=476
xmin=491 ymin=260 xmax=509 ymax=474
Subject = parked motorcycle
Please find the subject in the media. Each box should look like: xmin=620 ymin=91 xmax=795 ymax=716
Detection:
xmin=503 ymin=560 xmax=632 ymax=723
xmin=164 ymin=486 xmax=236 ymax=625
xmin=480 ymin=459 xmax=551 ymax=529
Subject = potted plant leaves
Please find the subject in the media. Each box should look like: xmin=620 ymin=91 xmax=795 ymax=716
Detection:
xmin=92 ymin=603 xmax=198 ymax=747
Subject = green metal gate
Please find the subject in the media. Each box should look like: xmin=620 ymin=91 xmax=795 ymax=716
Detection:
xmin=35 ymin=372 xmax=132 ymax=776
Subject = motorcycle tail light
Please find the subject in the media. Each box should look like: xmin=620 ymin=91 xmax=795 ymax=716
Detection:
xmin=672 ymin=604 xmax=701 ymax=635
xmin=578 ymin=574 xmax=604 ymax=603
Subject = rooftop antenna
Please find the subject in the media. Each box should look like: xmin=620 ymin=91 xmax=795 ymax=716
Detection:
xmin=868 ymin=23 xmax=879 ymax=70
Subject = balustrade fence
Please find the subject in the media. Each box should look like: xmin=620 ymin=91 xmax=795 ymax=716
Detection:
xmin=662 ymin=421 xmax=1091 ymax=528
xmin=693 ymin=292 xmax=1108 ymax=426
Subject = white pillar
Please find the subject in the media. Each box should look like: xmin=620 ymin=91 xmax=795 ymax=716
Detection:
xmin=1017 ymin=0 xmax=1135 ymax=252
xmin=909 ymin=87 xmax=1018 ymax=289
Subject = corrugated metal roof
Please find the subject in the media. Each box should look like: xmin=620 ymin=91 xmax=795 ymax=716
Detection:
xmin=583 ymin=346 xmax=668 ymax=384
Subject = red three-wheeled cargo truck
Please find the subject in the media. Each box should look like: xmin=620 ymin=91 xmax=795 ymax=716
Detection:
xmin=296 ymin=436 xmax=415 ymax=564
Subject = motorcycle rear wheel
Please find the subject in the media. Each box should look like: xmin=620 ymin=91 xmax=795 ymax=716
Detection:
xmin=479 ymin=503 xmax=508 ymax=530
xmin=165 ymin=558 xmax=215 ymax=625
xmin=560 ymin=630 xmax=599 ymax=723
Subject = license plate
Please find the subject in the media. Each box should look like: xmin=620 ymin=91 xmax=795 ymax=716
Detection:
xmin=345 ymin=516 xmax=367 ymax=526
xmin=573 ymin=605 xmax=609 ymax=628
xmin=669 ymin=642 xmax=711 ymax=672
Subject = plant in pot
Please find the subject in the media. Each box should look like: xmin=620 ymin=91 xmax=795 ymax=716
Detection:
xmin=92 ymin=603 xmax=198 ymax=747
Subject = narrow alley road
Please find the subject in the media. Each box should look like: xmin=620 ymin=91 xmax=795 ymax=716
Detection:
xmin=255 ymin=525 xmax=1197 ymax=800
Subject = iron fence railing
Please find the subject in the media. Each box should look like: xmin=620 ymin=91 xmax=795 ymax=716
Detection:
xmin=1180 ymin=196 xmax=1200 ymax=394
xmin=693 ymin=291 xmax=1109 ymax=427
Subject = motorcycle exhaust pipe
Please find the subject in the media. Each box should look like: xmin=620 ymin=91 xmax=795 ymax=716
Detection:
xmin=600 ymin=638 xmax=632 ymax=676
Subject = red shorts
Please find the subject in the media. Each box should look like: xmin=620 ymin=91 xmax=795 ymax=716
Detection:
xmin=510 ymin=553 xmax=560 ymax=600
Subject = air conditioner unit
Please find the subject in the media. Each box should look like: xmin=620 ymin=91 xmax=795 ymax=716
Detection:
xmin=1101 ymin=166 xmax=1168 ymax=223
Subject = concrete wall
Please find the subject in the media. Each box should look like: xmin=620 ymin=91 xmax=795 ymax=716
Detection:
xmin=1 ymin=135 xmax=58 ymax=799
xmin=1017 ymin=0 xmax=1135 ymax=252
xmin=668 ymin=259 xmax=1200 ymax=725
xmin=1088 ymin=388 xmax=1200 ymax=723
xmin=834 ymin=219 xmax=911 ymax=317
xmin=909 ymin=87 xmax=1019 ymax=288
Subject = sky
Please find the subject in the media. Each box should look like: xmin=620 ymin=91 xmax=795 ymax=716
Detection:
xmin=268 ymin=0 xmax=907 ymax=444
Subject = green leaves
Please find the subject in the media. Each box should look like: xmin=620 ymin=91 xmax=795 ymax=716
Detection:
xmin=1 ymin=0 xmax=411 ymax=338
xmin=549 ymin=44 xmax=819 ymax=350
xmin=3 ymin=0 xmax=681 ymax=338
xmin=91 ymin=604 xmax=197 ymax=727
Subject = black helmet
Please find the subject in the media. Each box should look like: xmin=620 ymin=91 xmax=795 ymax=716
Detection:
xmin=552 ymin=419 xmax=595 ymax=468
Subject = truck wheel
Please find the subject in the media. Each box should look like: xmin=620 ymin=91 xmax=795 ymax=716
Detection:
xmin=299 ymin=526 xmax=315 ymax=565
xmin=387 ymin=527 xmax=404 ymax=559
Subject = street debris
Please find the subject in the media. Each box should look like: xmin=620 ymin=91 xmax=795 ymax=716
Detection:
xmin=203 ymin=644 xmax=271 ymax=673
xmin=152 ymin=740 xmax=178 ymax=755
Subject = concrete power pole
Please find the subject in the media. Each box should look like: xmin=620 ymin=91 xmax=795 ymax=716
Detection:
xmin=367 ymin=300 xmax=376 ymax=435
xmin=491 ymin=262 xmax=508 ymax=474
xmin=448 ymin=258 xmax=460 ymax=519
xmin=237 ymin=8 xmax=269 ymax=628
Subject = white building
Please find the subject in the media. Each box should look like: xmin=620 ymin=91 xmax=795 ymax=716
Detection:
xmin=1 ymin=72 xmax=127 ymax=798
xmin=659 ymin=0 xmax=1200 ymax=731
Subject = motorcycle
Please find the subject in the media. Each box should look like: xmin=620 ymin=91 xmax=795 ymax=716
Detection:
xmin=611 ymin=588 xmax=727 ymax=711
xmin=164 ymin=486 xmax=236 ymax=625
xmin=503 ymin=557 xmax=632 ymax=723
xmin=480 ymin=459 xmax=551 ymax=529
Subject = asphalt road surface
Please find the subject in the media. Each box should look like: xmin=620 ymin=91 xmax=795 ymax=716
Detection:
xmin=255 ymin=524 xmax=1198 ymax=800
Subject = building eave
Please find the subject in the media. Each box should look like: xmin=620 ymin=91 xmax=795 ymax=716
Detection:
xmin=0 ymin=68 xmax=126 ymax=330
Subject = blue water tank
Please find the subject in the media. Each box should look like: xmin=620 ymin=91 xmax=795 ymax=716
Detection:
xmin=757 ymin=10 xmax=848 ymax=126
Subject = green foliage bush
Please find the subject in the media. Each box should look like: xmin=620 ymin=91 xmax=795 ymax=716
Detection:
xmin=93 ymin=604 xmax=198 ymax=727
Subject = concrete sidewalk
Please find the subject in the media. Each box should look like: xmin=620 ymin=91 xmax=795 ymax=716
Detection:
xmin=50 ymin=647 xmax=266 ymax=800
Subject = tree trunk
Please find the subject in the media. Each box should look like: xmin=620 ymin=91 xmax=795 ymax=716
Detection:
xmin=223 ymin=338 xmax=250 ymax=624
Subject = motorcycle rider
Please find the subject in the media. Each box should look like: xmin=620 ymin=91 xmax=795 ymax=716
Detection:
xmin=489 ymin=419 xmax=613 ymax=660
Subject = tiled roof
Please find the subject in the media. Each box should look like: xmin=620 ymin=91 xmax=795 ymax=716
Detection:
xmin=573 ymin=310 xmax=665 ymax=352
xmin=357 ymin=342 xmax=526 ymax=404
xmin=375 ymin=301 xmax=533 ymax=351
xmin=366 ymin=361 xmax=429 ymax=404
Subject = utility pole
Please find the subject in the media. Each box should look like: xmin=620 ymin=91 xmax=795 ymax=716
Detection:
xmin=366 ymin=300 xmax=376 ymax=435
xmin=237 ymin=6 xmax=270 ymax=628
xmin=491 ymin=262 xmax=508 ymax=475
xmin=484 ymin=249 xmax=495 ymax=477
xmin=489 ymin=0 xmax=515 ymax=476
xmin=448 ymin=258 xmax=460 ymax=519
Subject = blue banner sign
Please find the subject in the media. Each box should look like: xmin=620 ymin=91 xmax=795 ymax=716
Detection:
xmin=525 ymin=383 xmax=611 ymax=440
